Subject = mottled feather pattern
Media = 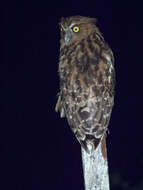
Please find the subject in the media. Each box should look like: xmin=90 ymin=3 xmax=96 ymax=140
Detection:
xmin=56 ymin=16 xmax=115 ymax=153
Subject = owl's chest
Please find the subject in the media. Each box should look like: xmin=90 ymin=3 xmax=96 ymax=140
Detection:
xmin=59 ymin=59 xmax=78 ymax=88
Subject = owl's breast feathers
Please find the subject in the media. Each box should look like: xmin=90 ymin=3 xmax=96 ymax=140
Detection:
xmin=56 ymin=32 xmax=115 ymax=152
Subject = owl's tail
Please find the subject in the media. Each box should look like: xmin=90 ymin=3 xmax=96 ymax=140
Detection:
xmin=80 ymin=135 xmax=107 ymax=158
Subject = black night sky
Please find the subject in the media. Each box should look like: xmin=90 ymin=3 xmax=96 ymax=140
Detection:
xmin=1 ymin=1 xmax=143 ymax=190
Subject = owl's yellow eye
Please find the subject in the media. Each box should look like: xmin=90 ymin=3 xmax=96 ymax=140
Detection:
xmin=72 ymin=26 xmax=80 ymax=33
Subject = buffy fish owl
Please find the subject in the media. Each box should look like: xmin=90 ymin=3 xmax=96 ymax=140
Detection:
xmin=55 ymin=16 xmax=115 ymax=153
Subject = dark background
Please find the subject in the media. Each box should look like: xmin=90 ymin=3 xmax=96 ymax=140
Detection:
xmin=1 ymin=0 xmax=143 ymax=189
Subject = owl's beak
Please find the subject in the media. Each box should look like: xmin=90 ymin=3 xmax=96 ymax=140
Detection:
xmin=64 ymin=29 xmax=72 ymax=44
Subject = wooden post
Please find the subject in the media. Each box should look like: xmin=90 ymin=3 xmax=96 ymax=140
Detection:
xmin=81 ymin=137 xmax=110 ymax=190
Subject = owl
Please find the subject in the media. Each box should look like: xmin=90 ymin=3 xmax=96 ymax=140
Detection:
xmin=55 ymin=16 xmax=115 ymax=153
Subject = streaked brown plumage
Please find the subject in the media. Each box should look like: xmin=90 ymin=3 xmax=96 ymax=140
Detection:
xmin=55 ymin=16 xmax=115 ymax=153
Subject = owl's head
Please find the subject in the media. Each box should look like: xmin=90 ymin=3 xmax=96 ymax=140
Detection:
xmin=59 ymin=16 xmax=98 ymax=45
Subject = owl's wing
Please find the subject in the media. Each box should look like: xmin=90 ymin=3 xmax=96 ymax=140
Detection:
xmin=65 ymin=85 xmax=114 ymax=153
